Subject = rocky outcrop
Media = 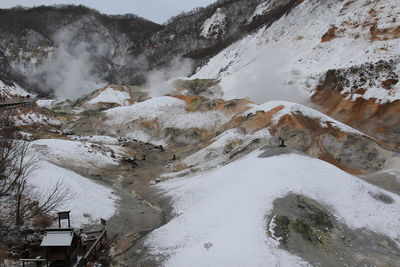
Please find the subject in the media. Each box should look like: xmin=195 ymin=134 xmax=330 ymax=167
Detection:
xmin=216 ymin=102 xmax=392 ymax=174
xmin=312 ymin=60 xmax=400 ymax=152
xmin=267 ymin=193 xmax=400 ymax=266
xmin=200 ymin=8 xmax=227 ymax=40
xmin=172 ymin=79 xmax=222 ymax=97
xmin=271 ymin=112 xmax=391 ymax=174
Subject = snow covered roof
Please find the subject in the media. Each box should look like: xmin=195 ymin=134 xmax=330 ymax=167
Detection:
xmin=40 ymin=228 xmax=75 ymax=247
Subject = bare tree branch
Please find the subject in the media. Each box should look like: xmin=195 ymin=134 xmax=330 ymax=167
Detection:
xmin=1 ymin=110 xmax=72 ymax=226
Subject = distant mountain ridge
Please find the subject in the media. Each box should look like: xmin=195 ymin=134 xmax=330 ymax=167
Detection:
xmin=0 ymin=0 xmax=299 ymax=96
xmin=0 ymin=4 xmax=162 ymax=93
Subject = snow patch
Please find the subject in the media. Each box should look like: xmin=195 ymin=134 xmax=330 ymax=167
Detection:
xmin=201 ymin=8 xmax=227 ymax=40
xmin=182 ymin=128 xmax=271 ymax=171
xmin=36 ymin=99 xmax=56 ymax=108
xmin=31 ymin=139 xmax=123 ymax=168
xmin=29 ymin=161 xmax=118 ymax=227
xmin=14 ymin=111 xmax=61 ymax=126
xmin=0 ymin=80 xmax=33 ymax=98
xmin=248 ymin=0 xmax=273 ymax=22
xmin=87 ymin=87 xmax=131 ymax=106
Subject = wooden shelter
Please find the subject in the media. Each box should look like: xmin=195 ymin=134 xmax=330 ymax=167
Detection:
xmin=20 ymin=212 xmax=107 ymax=266
xmin=40 ymin=228 xmax=80 ymax=266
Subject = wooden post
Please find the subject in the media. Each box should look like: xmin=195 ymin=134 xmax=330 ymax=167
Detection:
xmin=57 ymin=211 xmax=71 ymax=228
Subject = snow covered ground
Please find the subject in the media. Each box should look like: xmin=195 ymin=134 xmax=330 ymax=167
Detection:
xmin=87 ymin=87 xmax=131 ymax=106
xmin=31 ymin=139 xmax=124 ymax=168
xmin=0 ymin=80 xmax=33 ymax=98
xmin=13 ymin=110 xmax=61 ymax=126
xmin=103 ymin=96 xmax=232 ymax=144
xmin=27 ymin=139 xmax=122 ymax=226
xmin=29 ymin=160 xmax=118 ymax=227
xmin=193 ymin=0 xmax=400 ymax=103
xmin=69 ymin=135 xmax=120 ymax=145
xmin=145 ymin=150 xmax=400 ymax=266
xmin=244 ymin=100 xmax=365 ymax=135
xmin=180 ymin=128 xmax=271 ymax=171
xmin=36 ymin=99 xmax=57 ymax=108
xmin=104 ymin=96 xmax=229 ymax=130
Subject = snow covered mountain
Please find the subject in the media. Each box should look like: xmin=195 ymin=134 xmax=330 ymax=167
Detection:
xmin=1 ymin=0 xmax=400 ymax=266
xmin=194 ymin=0 xmax=400 ymax=152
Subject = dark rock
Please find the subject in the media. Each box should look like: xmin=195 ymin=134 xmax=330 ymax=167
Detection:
xmin=267 ymin=193 xmax=400 ymax=266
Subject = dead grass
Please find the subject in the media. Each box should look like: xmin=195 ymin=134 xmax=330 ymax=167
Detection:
xmin=321 ymin=26 xmax=338 ymax=42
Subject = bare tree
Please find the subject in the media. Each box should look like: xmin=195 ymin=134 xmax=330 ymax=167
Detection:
xmin=11 ymin=140 xmax=39 ymax=226
xmin=14 ymin=179 xmax=72 ymax=226
xmin=0 ymin=110 xmax=22 ymax=197
xmin=0 ymin=110 xmax=37 ymax=198
xmin=0 ymin=110 xmax=72 ymax=227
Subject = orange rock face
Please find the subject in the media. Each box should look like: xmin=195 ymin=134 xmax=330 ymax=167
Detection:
xmin=311 ymin=71 xmax=400 ymax=152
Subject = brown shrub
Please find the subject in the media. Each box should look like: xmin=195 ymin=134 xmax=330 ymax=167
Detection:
xmin=33 ymin=214 xmax=54 ymax=228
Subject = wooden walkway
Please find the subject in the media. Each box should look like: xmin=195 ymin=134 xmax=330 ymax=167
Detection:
xmin=0 ymin=101 xmax=33 ymax=109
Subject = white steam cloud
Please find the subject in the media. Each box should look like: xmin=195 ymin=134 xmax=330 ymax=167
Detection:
xmin=30 ymin=30 xmax=107 ymax=100
xmin=221 ymin=47 xmax=308 ymax=104
xmin=145 ymin=57 xmax=193 ymax=97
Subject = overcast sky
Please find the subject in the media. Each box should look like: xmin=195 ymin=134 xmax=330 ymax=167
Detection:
xmin=0 ymin=0 xmax=217 ymax=24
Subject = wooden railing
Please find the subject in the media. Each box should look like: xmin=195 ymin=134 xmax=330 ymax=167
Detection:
xmin=0 ymin=101 xmax=33 ymax=109
xmin=77 ymin=229 xmax=107 ymax=266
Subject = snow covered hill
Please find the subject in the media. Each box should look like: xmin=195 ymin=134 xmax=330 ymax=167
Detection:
xmin=145 ymin=150 xmax=400 ymax=266
xmin=29 ymin=160 xmax=118 ymax=227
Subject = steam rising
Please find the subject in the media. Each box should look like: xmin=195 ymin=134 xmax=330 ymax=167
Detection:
xmin=221 ymin=47 xmax=308 ymax=104
xmin=29 ymin=27 xmax=193 ymax=101
xmin=27 ymin=30 xmax=302 ymax=104
xmin=30 ymin=30 xmax=106 ymax=100
xmin=145 ymin=57 xmax=193 ymax=97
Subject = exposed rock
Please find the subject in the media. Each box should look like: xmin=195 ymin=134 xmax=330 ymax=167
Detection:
xmin=312 ymin=60 xmax=400 ymax=152
xmin=368 ymin=191 xmax=395 ymax=204
xmin=173 ymin=79 xmax=221 ymax=97
xmin=164 ymin=127 xmax=210 ymax=146
xmin=271 ymin=112 xmax=392 ymax=174
xmin=267 ymin=193 xmax=400 ymax=266
xmin=200 ymin=8 xmax=227 ymax=40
